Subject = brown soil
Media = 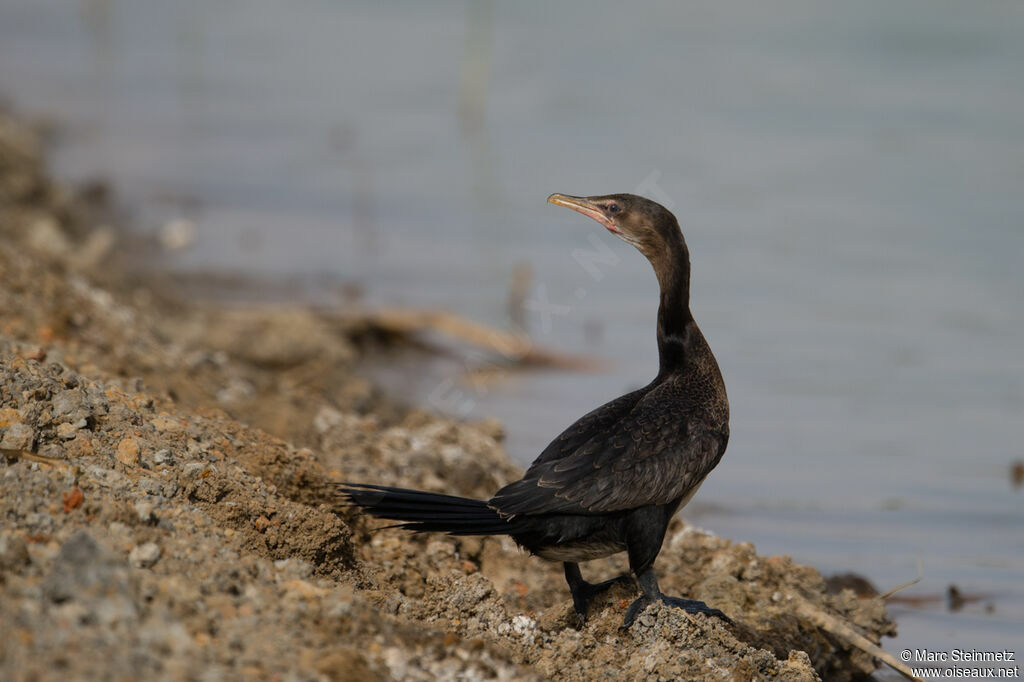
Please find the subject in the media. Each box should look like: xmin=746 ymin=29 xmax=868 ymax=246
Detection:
xmin=0 ymin=106 xmax=896 ymax=681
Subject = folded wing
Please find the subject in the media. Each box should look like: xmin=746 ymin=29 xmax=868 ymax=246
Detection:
xmin=489 ymin=378 xmax=727 ymax=516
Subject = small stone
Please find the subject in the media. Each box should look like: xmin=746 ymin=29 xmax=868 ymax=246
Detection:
xmin=65 ymin=434 xmax=95 ymax=458
xmin=151 ymin=415 xmax=183 ymax=433
xmin=274 ymin=558 xmax=313 ymax=580
xmin=27 ymin=214 xmax=72 ymax=256
xmin=182 ymin=462 xmax=207 ymax=478
xmin=216 ymin=378 xmax=255 ymax=405
xmin=0 ymin=532 xmax=31 ymax=573
xmin=84 ymin=465 xmax=129 ymax=491
xmin=639 ymin=613 xmax=656 ymax=627
xmin=129 ymin=542 xmax=161 ymax=569
xmin=282 ymin=579 xmax=327 ymax=601
xmin=133 ymin=500 xmax=155 ymax=523
xmin=56 ymin=422 xmax=79 ymax=440
xmin=384 ymin=594 xmax=403 ymax=614
xmin=153 ymin=449 xmax=174 ymax=465
xmin=116 ymin=436 xmax=140 ymax=466
xmin=1 ymin=423 xmax=35 ymax=450
xmin=52 ymin=390 xmax=83 ymax=418
xmin=313 ymin=406 xmax=344 ymax=434
xmin=39 ymin=443 xmax=64 ymax=459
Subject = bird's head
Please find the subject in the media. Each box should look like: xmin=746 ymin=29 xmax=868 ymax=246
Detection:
xmin=547 ymin=192 xmax=685 ymax=272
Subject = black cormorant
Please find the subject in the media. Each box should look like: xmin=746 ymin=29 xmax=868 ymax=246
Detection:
xmin=341 ymin=193 xmax=730 ymax=627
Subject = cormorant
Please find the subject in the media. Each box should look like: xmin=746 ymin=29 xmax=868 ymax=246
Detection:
xmin=341 ymin=193 xmax=730 ymax=628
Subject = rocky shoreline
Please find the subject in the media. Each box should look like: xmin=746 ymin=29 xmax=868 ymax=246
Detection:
xmin=0 ymin=107 xmax=896 ymax=681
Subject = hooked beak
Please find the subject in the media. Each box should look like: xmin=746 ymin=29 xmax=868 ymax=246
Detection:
xmin=547 ymin=193 xmax=620 ymax=234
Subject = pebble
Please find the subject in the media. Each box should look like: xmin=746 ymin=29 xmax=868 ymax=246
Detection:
xmin=0 ymin=407 xmax=20 ymax=427
xmin=116 ymin=436 xmax=141 ymax=466
xmin=133 ymin=500 xmax=155 ymax=523
xmin=57 ymin=422 xmax=79 ymax=440
xmin=26 ymin=215 xmax=72 ymax=256
xmin=84 ymin=465 xmax=129 ymax=491
xmin=153 ymin=449 xmax=174 ymax=466
xmin=0 ymin=531 xmax=31 ymax=572
xmin=510 ymin=614 xmax=538 ymax=644
xmin=137 ymin=477 xmax=164 ymax=496
xmin=24 ymin=512 xmax=57 ymax=535
xmin=52 ymin=389 xmax=85 ymax=418
xmin=151 ymin=415 xmax=182 ymax=433
xmin=0 ymin=422 xmax=35 ymax=450
xmin=216 ymin=377 xmax=255 ymax=405
xmin=313 ymin=406 xmax=344 ymax=434
xmin=282 ymin=579 xmax=328 ymax=601
xmin=274 ymin=558 xmax=313 ymax=580
xmin=129 ymin=542 xmax=161 ymax=569
xmin=182 ymin=462 xmax=208 ymax=478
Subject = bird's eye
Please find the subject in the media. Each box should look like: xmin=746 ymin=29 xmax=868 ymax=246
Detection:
xmin=607 ymin=203 xmax=620 ymax=214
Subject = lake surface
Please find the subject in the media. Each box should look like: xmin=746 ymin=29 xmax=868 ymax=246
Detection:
xmin=2 ymin=0 xmax=1022 ymax=659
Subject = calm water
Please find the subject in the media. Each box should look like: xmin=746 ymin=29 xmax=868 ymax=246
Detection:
xmin=2 ymin=0 xmax=1022 ymax=658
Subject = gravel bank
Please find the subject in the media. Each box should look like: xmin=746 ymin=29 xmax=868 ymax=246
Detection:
xmin=0 ymin=106 xmax=896 ymax=681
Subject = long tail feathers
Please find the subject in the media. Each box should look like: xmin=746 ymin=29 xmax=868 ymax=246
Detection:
xmin=339 ymin=483 xmax=520 ymax=536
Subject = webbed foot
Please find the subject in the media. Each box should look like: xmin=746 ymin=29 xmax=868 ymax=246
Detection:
xmin=621 ymin=594 xmax=731 ymax=629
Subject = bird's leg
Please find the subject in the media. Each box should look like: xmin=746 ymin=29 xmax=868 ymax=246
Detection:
xmin=621 ymin=567 xmax=731 ymax=628
xmin=563 ymin=562 xmax=635 ymax=625
xmin=620 ymin=506 xmax=730 ymax=628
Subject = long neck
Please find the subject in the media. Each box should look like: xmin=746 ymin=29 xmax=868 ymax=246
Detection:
xmin=653 ymin=233 xmax=694 ymax=374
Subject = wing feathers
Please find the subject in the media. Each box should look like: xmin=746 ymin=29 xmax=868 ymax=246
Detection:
xmin=490 ymin=377 xmax=726 ymax=516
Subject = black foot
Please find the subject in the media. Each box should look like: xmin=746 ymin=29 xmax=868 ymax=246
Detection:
xmin=621 ymin=595 xmax=731 ymax=629
xmin=570 ymin=574 xmax=636 ymax=625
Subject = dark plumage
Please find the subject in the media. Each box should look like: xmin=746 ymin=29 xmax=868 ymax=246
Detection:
xmin=341 ymin=193 xmax=730 ymax=627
